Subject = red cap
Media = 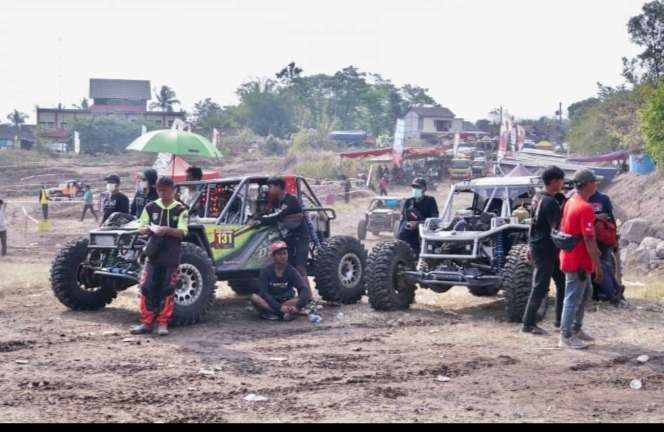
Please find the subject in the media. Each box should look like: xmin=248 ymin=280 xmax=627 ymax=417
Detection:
xmin=270 ymin=241 xmax=288 ymax=255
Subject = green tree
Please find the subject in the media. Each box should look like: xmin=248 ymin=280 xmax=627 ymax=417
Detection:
xmin=150 ymin=85 xmax=180 ymax=112
xmin=236 ymin=78 xmax=294 ymax=138
xmin=623 ymin=0 xmax=664 ymax=84
xmin=72 ymin=115 xmax=141 ymax=154
xmin=6 ymin=109 xmax=28 ymax=127
xmin=190 ymin=98 xmax=238 ymax=135
xmin=73 ymin=98 xmax=89 ymax=110
xmin=639 ymin=81 xmax=664 ymax=163
xmin=567 ymin=97 xmax=600 ymax=122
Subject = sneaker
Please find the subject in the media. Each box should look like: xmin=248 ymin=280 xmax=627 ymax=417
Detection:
xmin=521 ymin=326 xmax=549 ymax=336
xmin=559 ymin=335 xmax=589 ymax=350
xmin=260 ymin=312 xmax=281 ymax=321
xmin=130 ymin=324 xmax=152 ymax=335
xmin=574 ymin=329 xmax=595 ymax=343
xmin=157 ymin=324 xmax=169 ymax=336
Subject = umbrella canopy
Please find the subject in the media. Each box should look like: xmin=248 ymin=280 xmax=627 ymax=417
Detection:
xmin=126 ymin=129 xmax=222 ymax=158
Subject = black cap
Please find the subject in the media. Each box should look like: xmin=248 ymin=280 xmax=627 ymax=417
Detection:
xmin=266 ymin=176 xmax=286 ymax=189
xmin=572 ymin=169 xmax=597 ymax=186
xmin=411 ymin=177 xmax=427 ymax=189
xmin=104 ymin=174 xmax=121 ymax=184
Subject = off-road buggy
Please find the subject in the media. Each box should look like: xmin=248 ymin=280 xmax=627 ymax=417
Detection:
xmin=48 ymin=179 xmax=84 ymax=199
xmin=365 ymin=176 xmax=546 ymax=322
xmin=357 ymin=197 xmax=405 ymax=241
xmin=50 ymin=175 xmax=367 ymax=326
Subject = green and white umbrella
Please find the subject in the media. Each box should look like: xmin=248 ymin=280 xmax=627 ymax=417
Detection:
xmin=126 ymin=129 xmax=222 ymax=158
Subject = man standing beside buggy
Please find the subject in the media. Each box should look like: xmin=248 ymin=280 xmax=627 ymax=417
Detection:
xmin=397 ymin=178 xmax=439 ymax=255
xmin=255 ymin=176 xmax=311 ymax=289
xmin=131 ymin=176 xmax=189 ymax=336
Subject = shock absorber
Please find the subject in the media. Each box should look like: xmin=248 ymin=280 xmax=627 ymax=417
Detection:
xmin=301 ymin=200 xmax=321 ymax=248
xmin=494 ymin=231 xmax=506 ymax=271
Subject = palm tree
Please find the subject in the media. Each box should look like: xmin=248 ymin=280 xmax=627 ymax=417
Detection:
xmin=150 ymin=85 xmax=180 ymax=128
xmin=7 ymin=110 xmax=28 ymax=128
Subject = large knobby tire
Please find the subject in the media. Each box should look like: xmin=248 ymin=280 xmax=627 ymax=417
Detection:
xmin=468 ymin=285 xmax=501 ymax=297
xmin=503 ymin=243 xmax=533 ymax=323
xmin=393 ymin=221 xmax=401 ymax=239
xmin=357 ymin=220 xmax=367 ymax=241
xmin=366 ymin=240 xmax=417 ymax=311
xmin=171 ymin=243 xmax=217 ymax=326
xmin=50 ymin=238 xmax=118 ymax=310
xmin=313 ymin=236 xmax=367 ymax=304
xmin=227 ymin=279 xmax=261 ymax=296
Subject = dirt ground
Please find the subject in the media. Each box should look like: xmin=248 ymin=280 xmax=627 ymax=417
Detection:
xmin=1 ymin=158 xmax=664 ymax=423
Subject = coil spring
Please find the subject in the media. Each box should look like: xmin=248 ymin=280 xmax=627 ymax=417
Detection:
xmin=494 ymin=231 xmax=506 ymax=271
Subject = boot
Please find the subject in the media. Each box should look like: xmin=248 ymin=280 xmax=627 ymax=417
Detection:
xmin=559 ymin=335 xmax=588 ymax=350
xmin=157 ymin=324 xmax=169 ymax=336
xmin=130 ymin=323 xmax=153 ymax=335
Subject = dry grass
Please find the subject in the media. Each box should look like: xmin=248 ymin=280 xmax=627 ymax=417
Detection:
xmin=623 ymin=275 xmax=664 ymax=301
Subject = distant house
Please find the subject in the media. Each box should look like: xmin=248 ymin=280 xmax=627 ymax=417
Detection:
xmin=403 ymin=105 xmax=464 ymax=143
xmin=0 ymin=124 xmax=36 ymax=150
xmin=36 ymin=78 xmax=186 ymax=143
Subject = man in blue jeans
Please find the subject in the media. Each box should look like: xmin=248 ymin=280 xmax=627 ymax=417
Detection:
xmin=558 ymin=170 xmax=603 ymax=350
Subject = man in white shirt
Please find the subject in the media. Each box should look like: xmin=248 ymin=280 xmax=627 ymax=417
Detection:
xmin=0 ymin=199 xmax=7 ymax=257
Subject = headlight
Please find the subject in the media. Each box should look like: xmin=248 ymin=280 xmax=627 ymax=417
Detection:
xmin=91 ymin=234 xmax=116 ymax=247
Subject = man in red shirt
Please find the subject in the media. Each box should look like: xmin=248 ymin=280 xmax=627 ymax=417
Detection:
xmin=558 ymin=169 xmax=603 ymax=350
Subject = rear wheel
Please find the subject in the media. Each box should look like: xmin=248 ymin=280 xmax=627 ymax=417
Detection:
xmin=366 ymin=240 xmax=417 ymax=311
xmin=50 ymin=238 xmax=118 ymax=310
xmin=502 ymin=244 xmax=533 ymax=322
xmin=357 ymin=220 xmax=367 ymax=240
xmin=171 ymin=243 xmax=217 ymax=326
xmin=313 ymin=236 xmax=367 ymax=304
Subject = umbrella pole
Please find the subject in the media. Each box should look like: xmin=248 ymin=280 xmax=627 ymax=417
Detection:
xmin=172 ymin=154 xmax=175 ymax=178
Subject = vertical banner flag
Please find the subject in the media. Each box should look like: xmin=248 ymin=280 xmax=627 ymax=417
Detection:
xmin=508 ymin=116 xmax=517 ymax=153
xmin=392 ymin=119 xmax=405 ymax=166
xmin=498 ymin=120 xmax=507 ymax=160
xmin=516 ymin=125 xmax=526 ymax=150
xmin=74 ymin=131 xmax=80 ymax=154
xmin=212 ymin=128 xmax=220 ymax=146
xmin=141 ymin=124 xmax=147 ymax=136
xmin=453 ymin=132 xmax=461 ymax=157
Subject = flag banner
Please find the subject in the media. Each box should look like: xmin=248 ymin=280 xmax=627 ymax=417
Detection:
xmin=74 ymin=131 xmax=80 ymax=154
xmin=141 ymin=124 xmax=147 ymax=136
xmin=392 ymin=119 xmax=405 ymax=166
xmin=453 ymin=132 xmax=461 ymax=156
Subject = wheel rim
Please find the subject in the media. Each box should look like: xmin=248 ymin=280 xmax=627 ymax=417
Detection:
xmin=76 ymin=262 xmax=103 ymax=293
xmin=175 ymin=264 xmax=203 ymax=306
xmin=394 ymin=261 xmax=415 ymax=297
xmin=338 ymin=253 xmax=362 ymax=289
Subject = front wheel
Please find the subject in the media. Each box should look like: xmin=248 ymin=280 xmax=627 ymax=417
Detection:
xmin=366 ymin=240 xmax=417 ymax=311
xmin=313 ymin=236 xmax=367 ymax=304
xmin=50 ymin=238 xmax=118 ymax=310
xmin=502 ymin=244 xmax=533 ymax=323
xmin=170 ymin=243 xmax=217 ymax=326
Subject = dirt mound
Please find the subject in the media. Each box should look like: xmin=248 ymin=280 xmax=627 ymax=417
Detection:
xmin=606 ymin=172 xmax=664 ymax=226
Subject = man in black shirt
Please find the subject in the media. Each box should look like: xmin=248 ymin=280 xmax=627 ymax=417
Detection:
xmin=250 ymin=241 xmax=313 ymax=321
xmin=397 ymin=178 xmax=439 ymax=255
xmin=521 ymin=166 xmax=567 ymax=335
xmin=101 ymin=174 xmax=130 ymax=225
xmin=130 ymin=169 xmax=158 ymax=218
xmin=256 ymin=177 xmax=310 ymax=288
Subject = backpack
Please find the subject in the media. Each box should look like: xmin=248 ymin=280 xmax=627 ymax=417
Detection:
xmin=595 ymin=218 xmax=618 ymax=248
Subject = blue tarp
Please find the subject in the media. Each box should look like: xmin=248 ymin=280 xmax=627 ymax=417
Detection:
xmin=629 ymin=154 xmax=656 ymax=175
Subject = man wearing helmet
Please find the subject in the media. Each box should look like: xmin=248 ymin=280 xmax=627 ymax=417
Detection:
xmin=397 ymin=178 xmax=439 ymax=255
xmin=251 ymin=241 xmax=312 ymax=321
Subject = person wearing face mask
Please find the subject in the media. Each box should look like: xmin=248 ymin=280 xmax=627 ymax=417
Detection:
xmin=101 ymin=174 xmax=130 ymax=225
xmin=397 ymin=178 xmax=439 ymax=256
xmin=130 ymin=169 xmax=159 ymax=218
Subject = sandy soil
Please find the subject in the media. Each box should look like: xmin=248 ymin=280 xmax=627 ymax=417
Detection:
xmin=1 ymin=159 xmax=664 ymax=423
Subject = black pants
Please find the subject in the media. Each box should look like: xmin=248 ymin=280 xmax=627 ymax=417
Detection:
xmin=0 ymin=230 xmax=6 ymax=256
xmin=41 ymin=204 xmax=48 ymax=220
xmin=522 ymin=246 xmax=566 ymax=328
xmin=397 ymin=225 xmax=420 ymax=256
xmin=80 ymin=204 xmax=98 ymax=221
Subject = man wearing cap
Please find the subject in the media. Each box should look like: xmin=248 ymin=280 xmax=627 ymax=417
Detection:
xmin=131 ymin=176 xmax=189 ymax=336
xmin=130 ymin=169 xmax=159 ymax=218
xmin=255 ymin=176 xmax=310 ymax=288
xmin=101 ymin=174 xmax=130 ymax=225
xmin=558 ymin=169 xmax=603 ymax=350
xmin=250 ymin=241 xmax=312 ymax=321
xmin=397 ymin=177 xmax=439 ymax=255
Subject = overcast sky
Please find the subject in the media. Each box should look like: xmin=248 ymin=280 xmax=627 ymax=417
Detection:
xmin=0 ymin=0 xmax=647 ymax=123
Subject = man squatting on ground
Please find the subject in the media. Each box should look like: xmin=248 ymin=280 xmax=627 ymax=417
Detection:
xmin=131 ymin=176 xmax=189 ymax=336
xmin=521 ymin=166 xmax=567 ymax=335
xmin=558 ymin=169 xmax=603 ymax=350
xmin=254 ymin=176 xmax=311 ymax=290
xmin=251 ymin=241 xmax=313 ymax=321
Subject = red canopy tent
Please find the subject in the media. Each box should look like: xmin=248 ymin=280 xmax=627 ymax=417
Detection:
xmin=155 ymin=155 xmax=220 ymax=182
xmin=339 ymin=147 xmax=447 ymax=166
